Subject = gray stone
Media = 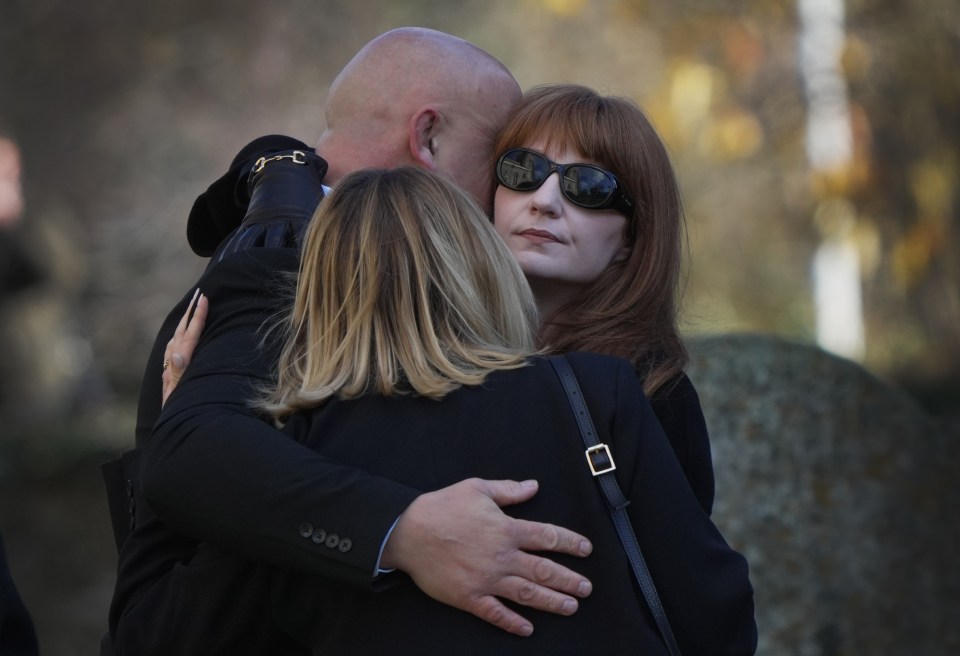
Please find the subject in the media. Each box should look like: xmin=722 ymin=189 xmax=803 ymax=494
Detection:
xmin=688 ymin=333 xmax=959 ymax=656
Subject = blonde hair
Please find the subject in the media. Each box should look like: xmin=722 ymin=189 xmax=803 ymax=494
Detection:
xmin=260 ymin=167 xmax=538 ymax=419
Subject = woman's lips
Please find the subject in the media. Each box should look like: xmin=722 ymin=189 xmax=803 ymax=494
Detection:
xmin=518 ymin=228 xmax=562 ymax=244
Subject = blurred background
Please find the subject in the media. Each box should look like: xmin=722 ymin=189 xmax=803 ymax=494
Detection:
xmin=0 ymin=0 xmax=957 ymax=654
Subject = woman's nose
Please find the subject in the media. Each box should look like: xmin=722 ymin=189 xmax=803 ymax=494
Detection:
xmin=529 ymin=172 xmax=564 ymax=217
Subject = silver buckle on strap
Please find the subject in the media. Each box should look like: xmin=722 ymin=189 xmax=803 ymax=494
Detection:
xmin=585 ymin=444 xmax=616 ymax=476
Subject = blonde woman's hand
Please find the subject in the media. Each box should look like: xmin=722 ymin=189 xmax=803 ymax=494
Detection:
xmin=162 ymin=289 xmax=208 ymax=407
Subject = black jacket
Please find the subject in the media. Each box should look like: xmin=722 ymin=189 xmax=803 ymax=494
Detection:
xmin=267 ymin=353 xmax=754 ymax=654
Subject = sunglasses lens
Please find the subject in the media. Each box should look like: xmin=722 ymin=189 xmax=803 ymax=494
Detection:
xmin=498 ymin=149 xmax=549 ymax=191
xmin=561 ymin=166 xmax=616 ymax=208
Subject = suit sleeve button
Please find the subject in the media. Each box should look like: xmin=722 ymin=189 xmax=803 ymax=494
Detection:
xmin=312 ymin=529 xmax=327 ymax=544
xmin=298 ymin=523 xmax=314 ymax=538
xmin=324 ymin=533 xmax=339 ymax=549
xmin=338 ymin=538 xmax=352 ymax=553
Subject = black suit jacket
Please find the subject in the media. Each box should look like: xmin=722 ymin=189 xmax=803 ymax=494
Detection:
xmin=105 ymin=139 xmax=421 ymax=654
xmin=271 ymin=353 xmax=756 ymax=654
xmin=110 ymin=247 xmax=428 ymax=642
xmin=130 ymin=354 xmax=755 ymax=655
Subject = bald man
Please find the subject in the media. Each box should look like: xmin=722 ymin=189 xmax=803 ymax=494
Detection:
xmin=104 ymin=28 xmax=592 ymax=654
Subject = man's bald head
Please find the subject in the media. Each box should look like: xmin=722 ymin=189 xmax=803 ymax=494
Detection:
xmin=316 ymin=28 xmax=520 ymax=212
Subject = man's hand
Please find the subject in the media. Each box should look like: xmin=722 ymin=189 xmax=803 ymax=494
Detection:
xmin=381 ymin=478 xmax=593 ymax=637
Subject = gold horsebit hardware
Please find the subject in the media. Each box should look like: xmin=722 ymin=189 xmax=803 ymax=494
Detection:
xmin=252 ymin=150 xmax=307 ymax=174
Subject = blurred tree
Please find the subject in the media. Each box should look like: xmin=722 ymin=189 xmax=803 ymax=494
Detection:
xmin=0 ymin=0 xmax=956 ymax=439
xmin=615 ymin=0 xmax=959 ymax=411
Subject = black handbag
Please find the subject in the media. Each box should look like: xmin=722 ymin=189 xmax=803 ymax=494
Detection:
xmin=549 ymin=355 xmax=682 ymax=656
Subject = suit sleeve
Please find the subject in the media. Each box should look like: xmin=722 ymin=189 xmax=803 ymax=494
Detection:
xmin=111 ymin=543 xmax=308 ymax=656
xmin=610 ymin=359 xmax=757 ymax=656
xmin=140 ymin=247 xmax=421 ymax=586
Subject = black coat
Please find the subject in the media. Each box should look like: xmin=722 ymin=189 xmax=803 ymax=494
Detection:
xmin=267 ymin=352 xmax=755 ymax=655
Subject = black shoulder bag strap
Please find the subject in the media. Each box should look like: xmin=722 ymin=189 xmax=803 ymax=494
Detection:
xmin=549 ymin=355 xmax=682 ymax=656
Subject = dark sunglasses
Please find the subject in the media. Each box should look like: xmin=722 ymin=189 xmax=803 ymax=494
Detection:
xmin=495 ymin=148 xmax=634 ymax=216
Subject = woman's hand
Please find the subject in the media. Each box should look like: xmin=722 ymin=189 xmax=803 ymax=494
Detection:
xmin=162 ymin=289 xmax=208 ymax=407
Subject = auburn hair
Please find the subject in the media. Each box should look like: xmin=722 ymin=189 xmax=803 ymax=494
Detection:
xmin=493 ymin=84 xmax=688 ymax=396
xmin=260 ymin=167 xmax=538 ymax=420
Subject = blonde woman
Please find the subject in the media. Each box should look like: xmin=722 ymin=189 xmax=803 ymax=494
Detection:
xmin=260 ymin=165 xmax=537 ymax=412
xmin=188 ymin=167 xmax=753 ymax=654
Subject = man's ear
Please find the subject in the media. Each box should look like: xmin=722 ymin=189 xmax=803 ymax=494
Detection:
xmin=409 ymin=107 xmax=440 ymax=169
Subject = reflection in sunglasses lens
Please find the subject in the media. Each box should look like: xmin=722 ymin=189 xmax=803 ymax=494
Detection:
xmin=497 ymin=149 xmax=626 ymax=212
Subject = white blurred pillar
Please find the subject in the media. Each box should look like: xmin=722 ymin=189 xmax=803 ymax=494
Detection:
xmin=813 ymin=233 xmax=865 ymax=359
xmin=799 ymin=0 xmax=865 ymax=360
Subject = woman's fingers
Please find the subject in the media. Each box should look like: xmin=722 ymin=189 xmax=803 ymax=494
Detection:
xmin=161 ymin=290 xmax=208 ymax=407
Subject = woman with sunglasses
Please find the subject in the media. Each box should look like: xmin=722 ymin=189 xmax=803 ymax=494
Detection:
xmin=492 ymin=84 xmax=716 ymax=516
